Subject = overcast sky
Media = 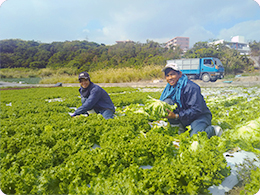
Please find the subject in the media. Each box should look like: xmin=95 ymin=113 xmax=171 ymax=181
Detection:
xmin=0 ymin=0 xmax=260 ymax=47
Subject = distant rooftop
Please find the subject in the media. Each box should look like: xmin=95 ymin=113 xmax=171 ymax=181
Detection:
xmin=116 ymin=40 xmax=134 ymax=44
xmin=208 ymin=36 xmax=250 ymax=55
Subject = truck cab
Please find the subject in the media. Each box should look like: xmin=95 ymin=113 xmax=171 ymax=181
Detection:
xmin=200 ymin=57 xmax=224 ymax=82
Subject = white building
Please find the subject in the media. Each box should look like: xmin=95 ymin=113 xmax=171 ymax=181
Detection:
xmin=115 ymin=40 xmax=134 ymax=44
xmin=209 ymin=36 xmax=250 ymax=55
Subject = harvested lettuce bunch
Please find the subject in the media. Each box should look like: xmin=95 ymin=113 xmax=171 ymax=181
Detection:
xmin=233 ymin=117 xmax=260 ymax=149
xmin=144 ymin=96 xmax=177 ymax=121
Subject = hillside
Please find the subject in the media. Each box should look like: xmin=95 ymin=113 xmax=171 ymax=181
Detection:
xmin=1 ymin=39 xmax=260 ymax=75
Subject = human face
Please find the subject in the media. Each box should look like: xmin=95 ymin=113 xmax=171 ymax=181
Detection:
xmin=79 ymin=78 xmax=90 ymax=88
xmin=165 ymin=70 xmax=182 ymax=86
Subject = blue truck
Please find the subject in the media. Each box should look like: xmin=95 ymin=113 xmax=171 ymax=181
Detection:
xmin=166 ymin=57 xmax=225 ymax=82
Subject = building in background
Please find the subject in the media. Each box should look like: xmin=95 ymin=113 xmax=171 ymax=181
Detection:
xmin=165 ymin=37 xmax=189 ymax=52
xmin=116 ymin=40 xmax=134 ymax=44
xmin=209 ymin=36 xmax=250 ymax=55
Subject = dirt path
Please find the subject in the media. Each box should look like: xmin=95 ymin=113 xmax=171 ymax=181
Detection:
xmin=51 ymin=75 xmax=260 ymax=88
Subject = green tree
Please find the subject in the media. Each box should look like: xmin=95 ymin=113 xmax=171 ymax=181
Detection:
xmin=0 ymin=39 xmax=257 ymax=74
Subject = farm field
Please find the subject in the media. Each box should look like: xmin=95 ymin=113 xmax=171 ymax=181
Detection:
xmin=0 ymin=86 xmax=260 ymax=194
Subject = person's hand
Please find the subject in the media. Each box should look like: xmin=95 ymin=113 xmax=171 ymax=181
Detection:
xmin=165 ymin=109 xmax=179 ymax=119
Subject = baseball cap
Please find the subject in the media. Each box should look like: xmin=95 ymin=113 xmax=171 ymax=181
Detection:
xmin=162 ymin=63 xmax=180 ymax=72
xmin=78 ymin=72 xmax=90 ymax=80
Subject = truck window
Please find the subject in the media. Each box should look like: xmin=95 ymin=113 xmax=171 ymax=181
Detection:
xmin=203 ymin=59 xmax=214 ymax=67
xmin=214 ymin=58 xmax=223 ymax=67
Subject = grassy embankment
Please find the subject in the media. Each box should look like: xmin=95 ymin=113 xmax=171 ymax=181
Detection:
xmin=0 ymin=66 xmax=259 ymax=84
xmin=0 ymin=66 xmax=165 ymax=84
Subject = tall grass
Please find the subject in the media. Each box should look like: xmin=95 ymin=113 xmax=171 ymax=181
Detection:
xmin=0 ymin=68 xmax=38 ymax=78
xmin=1 ymin=66 xmax=259 ymax=84
xmin=0 ymin=67 xmax=77 ymax=78
xmin=0 ymin=66 xmax=164 ymax=84
xmin=90 ymin=66 xmax=164 ymax=83
xmin=39 ymin=66 xmax=165 ymax=84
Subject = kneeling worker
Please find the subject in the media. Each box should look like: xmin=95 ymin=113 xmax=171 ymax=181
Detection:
xmin=71 ymin=71 xmax=115 ymax=119
xmin=160 ymin=63 xmax=223 ymax=138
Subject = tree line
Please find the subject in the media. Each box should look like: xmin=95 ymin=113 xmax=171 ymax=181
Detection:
xmin=0 ymin=39 xmax=259 ymax=74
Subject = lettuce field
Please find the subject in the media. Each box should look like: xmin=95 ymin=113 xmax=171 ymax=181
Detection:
xmin=0 ymin=86 xmax=260 ymax=194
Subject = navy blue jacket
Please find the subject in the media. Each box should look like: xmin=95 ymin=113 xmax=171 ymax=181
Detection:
xmin=74 ymin=82 xmax=115 ymax=115
xmin=176 ymin=80 xmax=212 ymax=127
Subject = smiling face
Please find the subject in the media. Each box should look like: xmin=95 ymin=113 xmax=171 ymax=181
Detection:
xmin=165 ymin=69 xmax=182 ymax=86
xmin=79 ymin=78 xmax=90 ymax=88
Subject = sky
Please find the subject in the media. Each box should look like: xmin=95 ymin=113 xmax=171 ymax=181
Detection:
xmin=0 ymin=0 xmax=260 ymax=47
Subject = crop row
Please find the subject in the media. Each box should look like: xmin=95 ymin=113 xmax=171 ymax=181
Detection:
xmin=0 ymin=86 xmax=259 ymax=194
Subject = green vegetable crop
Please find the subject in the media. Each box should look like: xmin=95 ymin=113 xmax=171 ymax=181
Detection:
xmin=0 ymin=86 xmax=260 ymax=194
xmin=144 ymin=96 xmax=177 ymax=121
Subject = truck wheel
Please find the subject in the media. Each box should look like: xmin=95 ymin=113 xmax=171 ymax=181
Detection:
xmin=202 ymin=73 xmax=210 ymax=82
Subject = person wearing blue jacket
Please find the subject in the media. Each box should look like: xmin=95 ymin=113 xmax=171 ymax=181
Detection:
xmin=160 ymin=63 xmax=222 ymax=138
xmin=71 ymin=71 xmax=115 ymax=119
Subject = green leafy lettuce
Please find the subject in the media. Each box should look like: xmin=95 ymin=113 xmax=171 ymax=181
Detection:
xmin=144 ymin=96 xmax=177 ymax=121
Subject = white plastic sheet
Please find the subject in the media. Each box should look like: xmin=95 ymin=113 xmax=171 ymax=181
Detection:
xmin=208 ymin=149 xmax=260 ymax=195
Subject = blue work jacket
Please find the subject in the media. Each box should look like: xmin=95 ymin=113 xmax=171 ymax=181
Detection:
xmin=176 ymin=80 xmax=212 ymax=127
xmin=74 ymin=82 xmax=115 ymax=115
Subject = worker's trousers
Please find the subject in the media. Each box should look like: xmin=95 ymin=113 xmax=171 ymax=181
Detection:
xmin=163 ymin=98 xmax=215 ymax=138
xmin=81 ymin=98 xmax=114 ymax=119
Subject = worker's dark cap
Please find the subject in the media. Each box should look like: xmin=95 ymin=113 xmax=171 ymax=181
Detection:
xmin=78 ymin=72 xmax=90 ymax=80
